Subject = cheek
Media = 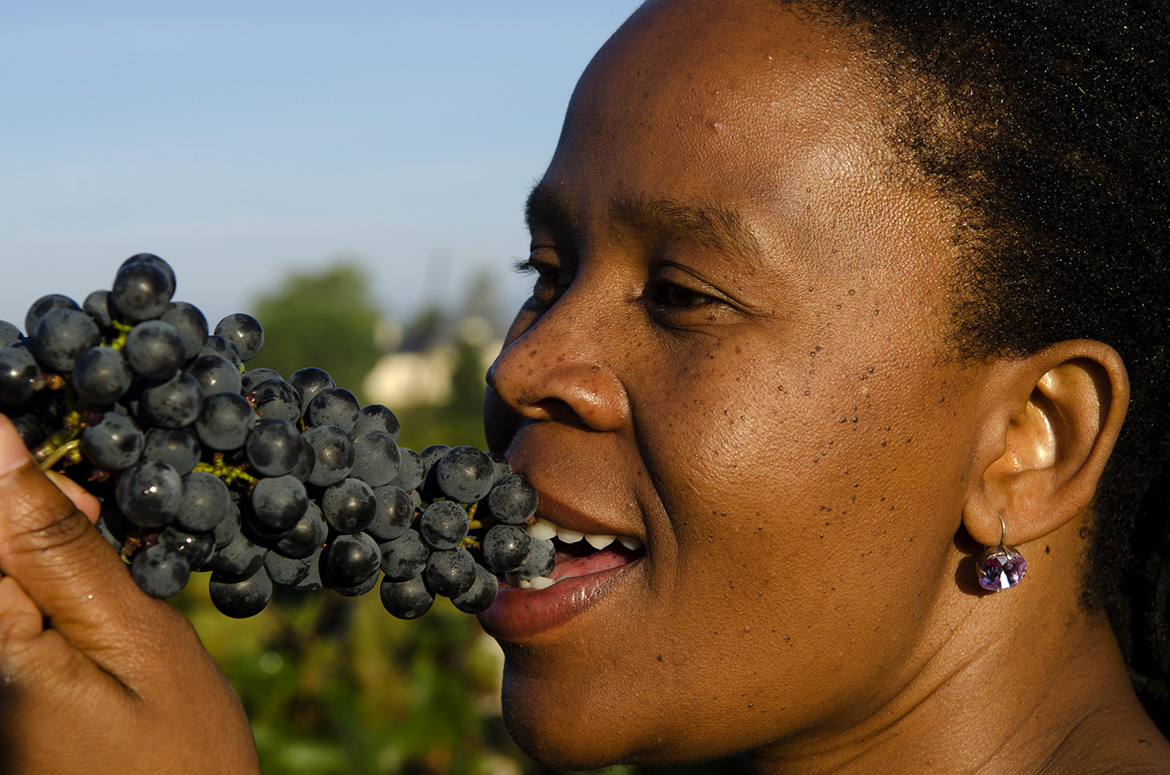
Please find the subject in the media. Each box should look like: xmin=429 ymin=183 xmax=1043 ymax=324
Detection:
xmin=630 ymin=331 xmax=975 ymax=705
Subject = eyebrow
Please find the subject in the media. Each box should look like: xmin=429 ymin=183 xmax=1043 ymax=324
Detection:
xmin=525 ymin=182 xmax=764 ymax=269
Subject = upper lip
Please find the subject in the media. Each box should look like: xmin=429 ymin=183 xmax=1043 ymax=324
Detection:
xmin=507 ymin=467 xmax=644 ymax=543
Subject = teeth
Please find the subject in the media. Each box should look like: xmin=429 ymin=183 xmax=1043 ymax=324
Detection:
xmin=526 ymin=518 xmax=644 ymax=553
xmin=585 ymin=534 xmax=616 ymax=550
xmin=529 ymin=575 xmax=557 ymax=590
xmin=518 ymin=579 xmax=532 ymax=589
xmin=527 ymin=519 xmax=558 ymax=540
xmin=557 ymin=526 xmax=584 ymax=543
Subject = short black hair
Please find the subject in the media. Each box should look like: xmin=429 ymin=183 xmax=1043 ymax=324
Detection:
xmin=800 ymin=0 xmax=1170 ymax=728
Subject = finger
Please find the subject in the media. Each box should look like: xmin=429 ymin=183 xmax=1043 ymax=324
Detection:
xmin=0 ymin=415 xmax=165 ymax=670
xmin=0 ymin=575 xmax=43 ymax=648
xmin=45 ymin=471 xmax=102 ymax=523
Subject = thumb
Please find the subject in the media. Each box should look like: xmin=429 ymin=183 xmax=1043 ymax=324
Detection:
xmin=0 ymin=414 xmax=159 ymax=664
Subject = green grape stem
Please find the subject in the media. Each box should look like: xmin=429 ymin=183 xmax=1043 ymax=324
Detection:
xmin=193 ymin=453 xmax=259 ymax=489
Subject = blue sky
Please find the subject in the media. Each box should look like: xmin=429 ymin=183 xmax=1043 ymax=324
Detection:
xmin=0 ymin=2 xmax=641 ymax=330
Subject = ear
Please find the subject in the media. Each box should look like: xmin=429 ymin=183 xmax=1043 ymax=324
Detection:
xmin=962 ymin=339 xmax=1129 ymax=547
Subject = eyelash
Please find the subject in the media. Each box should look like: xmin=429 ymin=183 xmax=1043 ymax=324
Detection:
xmin=514 ymin=254 xmax=724 ymax=323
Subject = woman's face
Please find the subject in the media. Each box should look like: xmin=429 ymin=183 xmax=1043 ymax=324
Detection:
xmin=480 ymin=0 xmax=988 ymax=766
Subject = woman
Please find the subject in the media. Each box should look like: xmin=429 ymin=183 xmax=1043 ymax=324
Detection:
xmin=0 ymin=0 xmax=1167 ymax=772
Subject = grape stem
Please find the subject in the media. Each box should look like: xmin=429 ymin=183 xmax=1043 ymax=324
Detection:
xmin=37 ymin=439 xmax=81 ymax=471
xmin=193 ymin=453 xmax=258 ymax=488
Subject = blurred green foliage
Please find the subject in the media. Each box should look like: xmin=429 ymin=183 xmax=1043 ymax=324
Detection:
xmin=171 ymin=259 xmax=753 ymax=774
xmin=247 ymin=262 xmax=381 ymax=403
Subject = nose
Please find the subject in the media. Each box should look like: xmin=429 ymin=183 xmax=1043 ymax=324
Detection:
xmin=484 ymin=301 xmax=630 ymax=440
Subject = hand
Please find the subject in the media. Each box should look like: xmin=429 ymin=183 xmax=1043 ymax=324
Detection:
xmin=0 ymin=415 xmax=260 ymax=774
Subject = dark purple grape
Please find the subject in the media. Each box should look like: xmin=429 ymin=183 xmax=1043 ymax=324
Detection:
xmin=0 ymin=345 xmax=41 ymax=405
xmin=486 ymin=474 xmax=539 ymax=525
xmin=324 ymin=532 xmax=380 ymax=589
xmin=291 ymin=556 xmax=324 ymax=592
xmin=175 ymin=471 xmax=232 ymax=532
xmin=419 ymin=444 xmax=449 ymax=475
xmin=515 ymin=537 xmax=556 ymax=580
xmin=367 ymin=485 xmax=414 ymax=542
xmin=355 ymin=404 xmax=400 ymax=442
xmin=123 ymin=320 xmax=185 ymax=379
xmin=245 ymin=418 xmax=301 ymax=477
xmin=120 ymin=253 xmax=176 ymax=293
xmin=419 ymin=500 xmax=469 ymax=551
xmin=0 ymin=321 xmax=19 ymax=349
xmin=208 ymin=529 xmax=267 ymax=580
xmin=80 ymin=412 xmax=144 ymax=471
xmin=187 ymin=354 xmax=242 ymax=396
xmin=96 ymin=505 xmax=132 ymax=554
xmin=32 ymin=308 xmax=100 ymax=372
xmin=321 ymin=477 xmax=376 ymax=534
xmin=72 ymin=346 xmax=132 ymax=405
xmin=433 ymin=445 xmax=495 ymax=504
xmin=303 ymin=424 xmax=355 ymax=486
xmin=350 ymin=430 xmax=400 ymax=487
xmin=240 ymin=368 xmax=282 ymax=393
xmin=131 ymin=542 xmax=190 ymax=598
xmin=332 ymin=571 xmax=380 ymax=598
xmin=6 ymin=407 xmax=45 ymax=448
xmin=115 ymin=459 xmax=182 ymax=528
xmin=82 ymin=291 xmax=115 ymax=330
xmin=212 ymin=502 xmax=243 ymax=549
xmin=388 ymin=447 xmax=424 ymax=491
xmin=272 ymin=501 xmax=328 ymax=559
xmin=380 ymin=574 xmax=434 ymax=619
xmin=214 ymin=313 xmax=263 ymax=362
xmin=25 ymin=294 xmax=79 ymax=335
xmin=287 ymin=367 xmax=334 ymax=413
xmin=288 ymin=435 xmax=316 ymax=482
xmin=160 ymin=301 xmax=209 ymax=360
xmin=143 ymin=427 xmax=201 ymax=474
xmin=111 ymin=261 xmax=174 ymax=321
xmin=379 ymin=529 xmax=429 ymax=581
xmin=424 ymin=547 xmax=476 ymax=598
xmin=250 ymin=475 xmax=308 ymax=534
xmin=137 ymin=371 xmax=203 ymax=428
xmin=264 ymin=550 xmax=314 ymax=587
xmin=159 ymin=526 xmax=216 ymax=572
xmin=488 ymin=451 xmax=513 ymax=483
xmin=305 ymin=387 xmax=359 ymax=433
xmin=195 ymin=392 xmax=257 ymax=450
xmin=451 ymin=563 xmax=499 ymax=614
xmin=209 ymin=568 xmax=272 ymax=618
xmin=196 ymin=335 xmax=242 ymax=371
xmin=247 ymin=378 xmax=300 ymax=423
xmin=482 ymin=523 xmax=532 ymax=573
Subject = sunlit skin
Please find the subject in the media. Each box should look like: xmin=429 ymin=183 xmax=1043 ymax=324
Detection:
xmin=479 ymin=1 xmax=1166 ymax=772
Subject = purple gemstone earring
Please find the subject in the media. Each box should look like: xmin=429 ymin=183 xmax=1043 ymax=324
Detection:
xmin=976 ymin=514 xmax=1027 ymax=592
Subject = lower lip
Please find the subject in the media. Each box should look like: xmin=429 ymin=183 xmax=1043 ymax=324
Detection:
xmin=477 ymin=557 xmax=642 ymax=640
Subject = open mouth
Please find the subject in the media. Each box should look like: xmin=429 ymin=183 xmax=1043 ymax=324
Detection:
xmin=504 ymin=517 xmax=646 ymax=590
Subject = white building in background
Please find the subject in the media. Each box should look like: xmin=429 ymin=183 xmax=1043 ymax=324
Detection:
xmin=362 ymin=314 xmax=501 ymax=409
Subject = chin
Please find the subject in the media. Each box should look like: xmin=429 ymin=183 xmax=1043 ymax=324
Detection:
xmin=498 ymin=655 xmax=656 ymax=770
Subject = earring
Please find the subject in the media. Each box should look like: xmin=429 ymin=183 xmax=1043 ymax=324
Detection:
xmin=976 ymin=514 xmax=1027 ymax=591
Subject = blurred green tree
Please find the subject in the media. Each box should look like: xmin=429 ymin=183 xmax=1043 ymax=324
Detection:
xmin=247 ymin=262 xmax=381 ymax=403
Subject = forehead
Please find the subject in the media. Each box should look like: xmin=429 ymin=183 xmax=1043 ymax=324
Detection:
xmin=538 ymin=0 xmax=953 ymax=283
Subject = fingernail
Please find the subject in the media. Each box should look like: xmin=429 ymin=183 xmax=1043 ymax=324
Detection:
xmin=0 ymin=415 xmax=33 ymax=476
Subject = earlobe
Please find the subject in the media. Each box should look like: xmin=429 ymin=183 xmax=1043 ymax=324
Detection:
xmin=963 ymin=340 xmax=1129 ymax=548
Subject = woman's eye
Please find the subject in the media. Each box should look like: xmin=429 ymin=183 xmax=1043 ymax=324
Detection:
xmin=651 ymin=282 xmax=713 ymax=309
xmin=514 ymin=255 xmax=571 ymax=308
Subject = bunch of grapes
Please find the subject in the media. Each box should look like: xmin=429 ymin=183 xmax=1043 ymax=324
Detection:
xmin=0 ymin=254 xmax=554 ymax=619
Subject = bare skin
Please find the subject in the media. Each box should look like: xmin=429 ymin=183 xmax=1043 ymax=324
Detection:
xmin=479 ymin=1 xmax=1170 ymax=772
xmin=0 ymin=415 xmax=261 ymax=774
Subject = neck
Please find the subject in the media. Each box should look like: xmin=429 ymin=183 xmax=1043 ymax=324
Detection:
xmin=750 ymin=565 xmax=1168 ymax=774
